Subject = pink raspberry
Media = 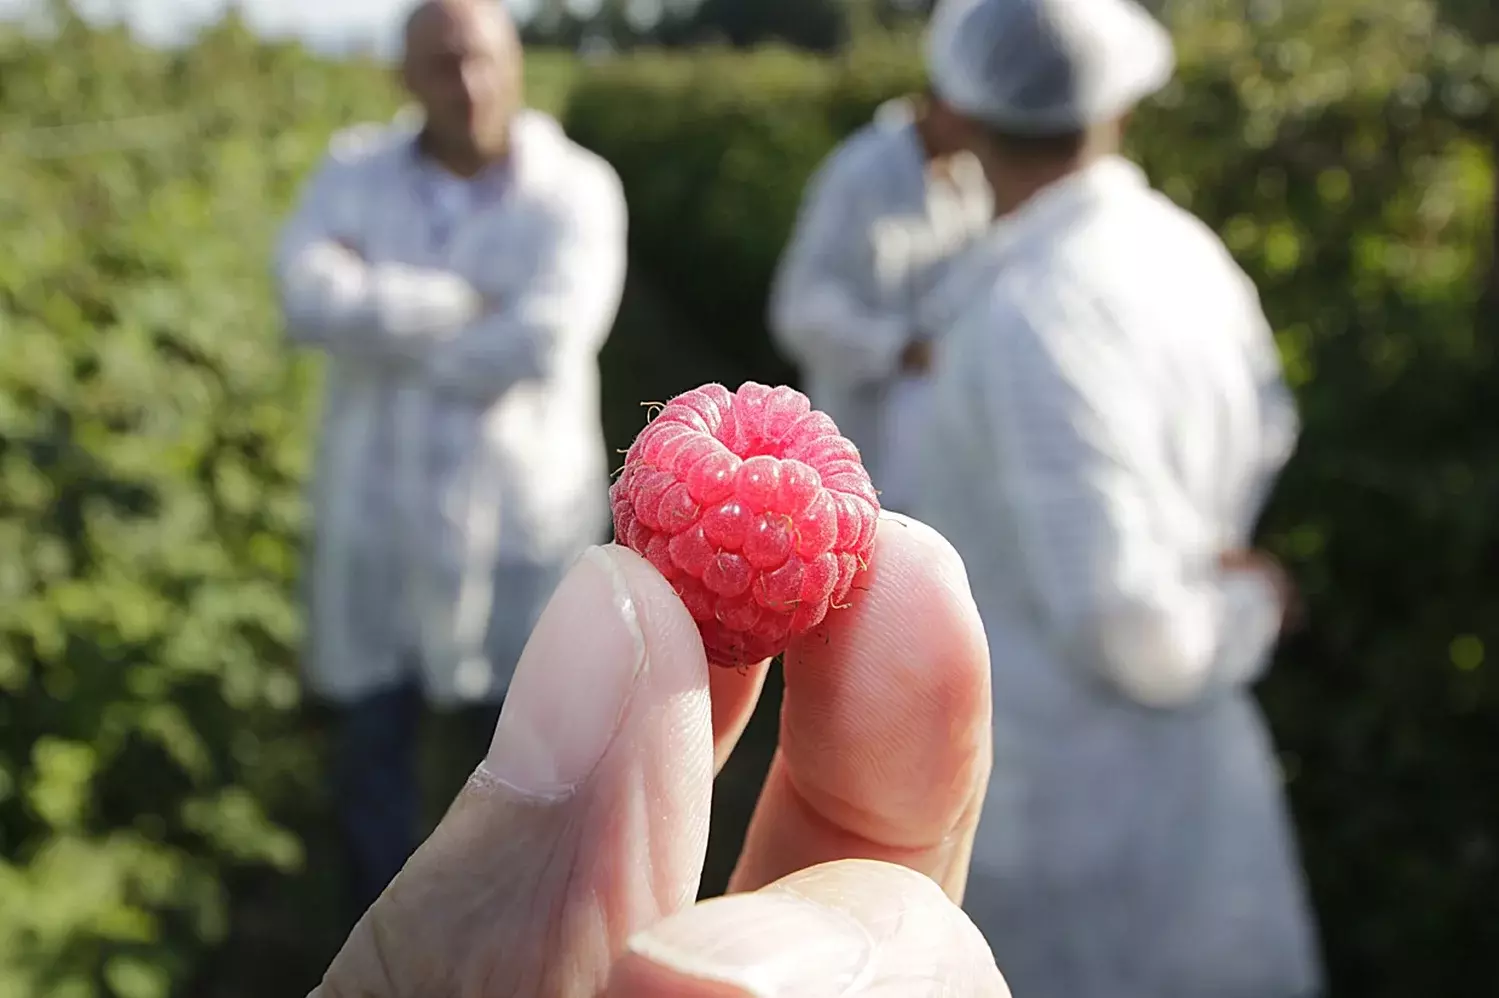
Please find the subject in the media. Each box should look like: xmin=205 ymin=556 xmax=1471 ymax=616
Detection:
xmin=610 ymin=382 xmax=881 ymax=668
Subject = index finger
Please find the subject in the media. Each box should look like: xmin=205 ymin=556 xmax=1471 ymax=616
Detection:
xmin=728 ymin=513 xmax=993 ymax=899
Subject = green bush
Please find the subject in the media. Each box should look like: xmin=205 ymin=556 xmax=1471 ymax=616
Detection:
xmin=566 ymin=33 xmax=926 ymax=383
xmin=1 ymin=1 xmax=1495 ymax=995
xmin=567 ymin=46 xmax=826 ymax=381
xmin=0 ymin=12 xmax=578 ymax=997
xmin=568 ymin=3 xmax=1499 ymax=993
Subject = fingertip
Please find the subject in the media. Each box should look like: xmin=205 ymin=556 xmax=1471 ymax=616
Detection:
xmin=854 ymin=513 xmax=992 ymax=735
xmin=872 ymin=512 xmax=984 ymax=626
xmin=708 ymin=659 xmax=772 ymax=773
xmin=603 ymin=544 xmax=772 ymax=768
xmin=608 ymin=860 xmax=1011 ymax=998
xmin=607 ymin=959 xmax=749 ymax=998
xmin=773 ymin=510 xmax=992 ymax=851
xmin=769 ymin=856 xmax=964 ymax=920
xmin=376 ymin=546 xmax=722 ymax=998
xmin=600 ymin=543 xmax=713 ymax=670
xmin=872 ymin=511 xmax=993 ymax=728
xmin=609 ymin=891 xmax=873 ymax=998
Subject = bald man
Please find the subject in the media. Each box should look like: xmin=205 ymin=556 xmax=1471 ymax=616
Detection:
xmin=274 ymin=0 xmax=627 ymax=923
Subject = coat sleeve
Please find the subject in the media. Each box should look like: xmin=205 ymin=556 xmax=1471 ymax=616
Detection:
xmin=978 ymin=286 xmax=1284 ymax=710
xmin=420 ymin=162 xmax=628 ymax=404
xmin=767 ymin=150 xmax=912 ymax=383
xmin=273 ymin=130 xmax=483 ymax=363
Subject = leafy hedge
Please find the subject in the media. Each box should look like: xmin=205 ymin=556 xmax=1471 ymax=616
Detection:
xmin=3 ymin=2 xmax=1496 ymax=996
xmin=567 ymin=2 xmax=1499 ymax=994
xmin=0 ymin=13 xmax=577 ymax=998
xmin=566 ymin=35 xmax=925 ymax=384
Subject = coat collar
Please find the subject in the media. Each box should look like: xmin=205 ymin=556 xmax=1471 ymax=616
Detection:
xmin=391 ymin=105 xmax=570 ymax=195
xmin=919 ymin=155 xmax=1148 ymax=333
xmin=1003 ymin=155 xmax=1146 ymax=242
xmin=969 ymin=154 xmax=1149 ymax=266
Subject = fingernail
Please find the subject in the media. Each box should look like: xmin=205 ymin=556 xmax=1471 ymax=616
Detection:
xmin=625 ymin=893 xmax=873 ymax=996
xmin=482 ymin=546 xmax=647 ymax=797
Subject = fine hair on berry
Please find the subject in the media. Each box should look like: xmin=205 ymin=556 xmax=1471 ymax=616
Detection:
xmin=610 ymin=382 xmax=881 ymax=668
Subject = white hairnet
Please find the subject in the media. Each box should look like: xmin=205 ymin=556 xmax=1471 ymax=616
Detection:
xmin=925 ymin=0 xmax=1176 ymax=135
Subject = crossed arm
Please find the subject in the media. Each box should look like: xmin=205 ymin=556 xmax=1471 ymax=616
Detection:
xmin=273 ymin=149 xmax=484 ymax=366
xmin=274 ymin=146 xmax=627 ymax=405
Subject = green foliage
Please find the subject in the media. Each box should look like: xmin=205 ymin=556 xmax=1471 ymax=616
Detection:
xmin=566 ymin=35 xmax=923 ymax=383
xmin=0 ymin=11 xmax=577 ymax=997
xmin=1133 ymin=8 xmax=1499 ymax=991
xmin=2 ymin=0 xmax=1496 ymax=995
xmin=568 ymin=2 xmax=1499 ymax=993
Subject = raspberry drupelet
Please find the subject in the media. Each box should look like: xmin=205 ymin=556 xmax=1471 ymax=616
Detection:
xmin=610 ymin=382 xmax=881 ymax=667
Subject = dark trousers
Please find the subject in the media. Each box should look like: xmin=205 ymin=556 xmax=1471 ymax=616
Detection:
xmin=329 ymin=677 xmax=503 ymax=925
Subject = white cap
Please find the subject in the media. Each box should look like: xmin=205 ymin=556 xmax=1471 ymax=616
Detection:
xmin=925 ymin=0 xmax=1176 ymax=135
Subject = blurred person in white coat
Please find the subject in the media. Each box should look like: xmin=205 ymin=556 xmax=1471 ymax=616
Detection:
xmin=767 ymin=89 xmax=992 ymax=513
xmin=273 ymin=0 xmax=626 ymax=923
xmin=914 ymin=0 xmax=1324 ymax=995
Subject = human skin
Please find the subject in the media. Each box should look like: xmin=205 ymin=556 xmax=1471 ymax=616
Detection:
xmin=309 ymin=513 xmax=1008 ymax=997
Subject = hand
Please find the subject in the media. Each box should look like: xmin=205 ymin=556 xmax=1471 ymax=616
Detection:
xmin=312 ymin=513 xmax=1004 ymax=996
xmin=1221 ymin=549 xmax=1303 ymax=634
xmin=901 ymin=338 xmax=935 ymax=375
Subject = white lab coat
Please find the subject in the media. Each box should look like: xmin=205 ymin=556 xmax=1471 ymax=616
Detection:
xmin=274 ymin=109 xmax=627 ymax=708
xmin=767 ymin=99 xmax=992 ymax=511
xmin=917 ymin=156 xmax=1322 ymax=998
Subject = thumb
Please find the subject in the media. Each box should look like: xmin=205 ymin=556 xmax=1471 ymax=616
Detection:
xmin=607 ymin=861 xmax=1010 ymax=997
xmin=319 ymin=545 xmax=717 ymax=998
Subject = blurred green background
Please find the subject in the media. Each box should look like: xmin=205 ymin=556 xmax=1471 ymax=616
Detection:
xmin=0 ymin=0 xmax=1496 ymax=995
